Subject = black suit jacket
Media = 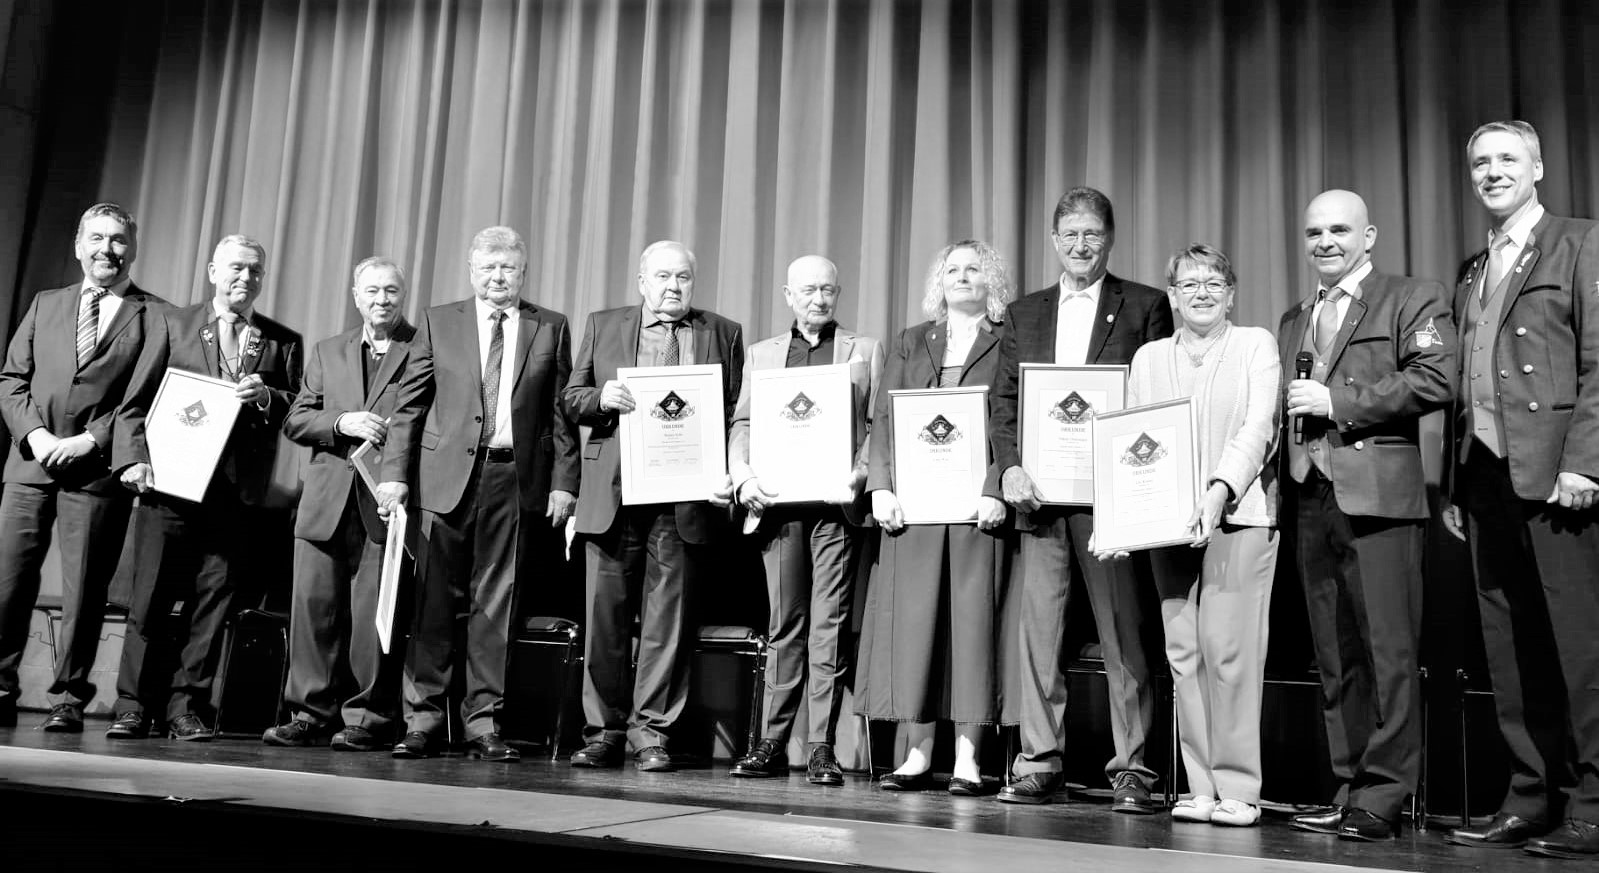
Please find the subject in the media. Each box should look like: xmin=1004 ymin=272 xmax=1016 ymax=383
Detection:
xmin=285 ymin=321 xmax=416 ymax=542
xmin=115 ymin=301 xmax=304 ymax=506
xmin=0 ymin=282 xmax=168 ymax=492
xmin=563 ymin=305 xmax=744 ymax=544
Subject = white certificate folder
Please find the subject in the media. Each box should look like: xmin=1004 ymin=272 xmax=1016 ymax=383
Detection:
xmin=748 ymin=363 xmax=853 ymax=504
xmin=144 ymin=368 xmax=243 ymax=502
xmin=617 ymin=364 xmax=729 ymax=505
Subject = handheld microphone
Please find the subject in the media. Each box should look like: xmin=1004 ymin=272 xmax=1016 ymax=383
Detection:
xmin=1293 ymin=352 xmax=1313 ymax=444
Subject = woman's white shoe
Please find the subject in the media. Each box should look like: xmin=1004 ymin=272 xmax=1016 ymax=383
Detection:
xmin=1170 ymin=795 xmax=1216 ymax=823
xmin=1210 ymin=799 xmax=1260 ymax=827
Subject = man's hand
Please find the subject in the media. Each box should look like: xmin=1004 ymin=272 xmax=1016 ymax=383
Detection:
xmin=41 ymin=434 xmax=97 ymax=470
xmin=708 ymin=475 xmax=736 ymax=509
xmin=120 ymin=462 xmax=154 ymax=493
xmin=235 ymin=373 xmax=270 ymax=407
xmin=739 ymin=478 xmax=778 ymax=513
xmin=599 ymin=380 xmax=636 ymax=414
xmin=336 ymin=412 xmax=389 ymax=445
xmin=976 ymin=495 xmax=1006 ymax=531
xmin=375 ymin=481 xmax=409 ymax=519
xmin=1001 ymin=466 xmax=1043 ymax=513
xmin=25 ymin=428 xmax=60 ymax=462
xmin=871 ymin=489 xmax=905 ymax=533
xmin=1547 ymin=471 xmax=1599 ymax=511
xmin=1286 ymin=378 xmax=1331 ymax=419
xmin=1088 ymin=532 xmax=1129 ymax=562
xmin=1187 ymin=482 xmax=1229 ymax=547
xmin=546 ymin=490 xmax=576 ymax=527
xmin=1441 ymin=503 xmax=1466 ymax=541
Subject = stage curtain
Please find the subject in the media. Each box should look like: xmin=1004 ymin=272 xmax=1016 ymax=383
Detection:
xmin=12 ymin=0 xmax=1596 ymax=348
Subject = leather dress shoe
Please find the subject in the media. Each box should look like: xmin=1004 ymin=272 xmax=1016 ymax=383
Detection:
xmin=391 ymin=730 xmax=439 ymax=759
xmin=877 ymin=771 xmax=936 ymax=792
xmin=42 ymin=703 xmax=84 ymax=733
xmin=635 ymin=745 xmax=676 ymax=772
xmin=1446 ymin=812 xmax=1547 ymax=849
xmin=467 ymin=732 xmax=521 ymax=762
xmin=1290 ymin=805 xmax=1346 ymax=835
xmin=948 ymin=777 xmax=986 ymax=797
xmin=331 ymin=726 xmax=386 ymax=752
xmin=262 ymin=719 xmax=327 ymax=747
xmin=106 ymin=711 xmax=150 ymax=739
xmin=997 ymin=772 xmax=1064 ymax=805
xmin=569 ymin=740 xmax=623 ymax=768
xmin=1110 ymin=771 xmax=1157 ymax=815
xmin=807 ymin=744 xmax=843 ymax=786
xmin=730 ymin=738 xmax=788 ymax=777
xmin=1338 ymin=807 xmax=1397 ymax=842
xmin=1525 ymin=819 xmax=1599 ymax=859
xmin=168 ymin=713 xmax=213 ymax=742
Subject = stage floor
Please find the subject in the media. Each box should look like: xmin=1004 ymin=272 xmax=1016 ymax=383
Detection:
xmin=0 ymin=713 xmax=1547 ymax=872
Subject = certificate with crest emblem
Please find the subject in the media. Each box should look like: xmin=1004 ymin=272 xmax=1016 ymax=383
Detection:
xmin=145 ymin=368 xmax=244 ymax=502
xmin=1019 ymin=364 xmax=1127 ymax=505
xmin=1090 ymin=397 xmax=1200 ymax=552
xmin=889 ymin=386 xmax=989 ymax=524
xmin=617 ymin=364 xmax=729 ymax=505
xmin=749 ymin=363 xmax=852 ymax=505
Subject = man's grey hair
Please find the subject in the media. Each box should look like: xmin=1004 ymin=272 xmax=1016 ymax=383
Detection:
xmin=213 ymin=233 xmax=266 ymax=262
xmin=1467 ymin=120 xmax=1542 ymax=164
xmin=76 ymin=202 xmax=138 ymax=243
xmin=638 ymin=240 xmax=697 ymax=276
xmin=352 ymin=256 xmax=407 ymax=289
xmin=469 ymin=226 xmax=527 ymax=260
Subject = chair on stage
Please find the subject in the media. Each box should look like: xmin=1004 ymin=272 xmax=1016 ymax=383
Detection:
xmin=213 ymin=606 xmax=291 ymax=736
xmin=695 ymin=624 xmax=769 ymax=757
xmin=505 ymin=615 xmax=582 ymax=760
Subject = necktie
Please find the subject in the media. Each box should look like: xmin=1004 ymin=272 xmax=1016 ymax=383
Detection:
xmin=219 ymin=313 xmax=244 ymax=378
xmin=1314 ymin=286 xmax=1344 ymax=357
xmin=481 ymin=310 xmax=507 ymax=442
xmin=76 ymin=287 xmax=108 ymax=366
xmin=661 ymin=321 xmax=681 ymax=366
xmin=1482 ymin=234 xmax=1511 ymax=301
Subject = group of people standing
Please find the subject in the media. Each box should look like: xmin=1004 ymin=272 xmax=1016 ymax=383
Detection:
xmin=0 ymin=119 xmax=1594 ymax=861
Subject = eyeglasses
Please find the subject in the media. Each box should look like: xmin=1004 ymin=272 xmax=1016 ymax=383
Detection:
xmin=1172 ymin=280 xmax=1230 ymax=295
xmin=1053 ymin=231 xmax=1106 ymax=248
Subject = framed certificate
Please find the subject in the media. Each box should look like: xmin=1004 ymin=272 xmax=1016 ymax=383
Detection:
xmin=889 ymin=386 xmax=989 ymax=525
xmin=1090 ymin=398 xmax=1201 ymax=553
xmin=145 ymin=368 xmax=244 ymax=502
xmin=749 ymin=363 xmax=853 ymax=505
xmin=617 ymin=364 xmax=729 ymax=505
xmin=375 ymin=504 xmax=407 ymax=654
xmin=349 ymin=439 xmax=381 ymax=496
xmin=1019 ymin=364 xmax=1128 ymax=505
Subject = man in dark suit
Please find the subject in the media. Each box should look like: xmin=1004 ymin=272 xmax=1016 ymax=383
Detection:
xmin=261 ymin=256 xmax=416 ymax=751
xmin=725 ymin=255 xmax=882 ymax=785
xmin=563 ymin=240 xmax=744 ymax=772
xmin=109 ymin=233 xmax=303 ymax=741
xmin=0 ymin=203 xmax=166 ymax=731
xmin=1441 ymin=121 xmax=1599 ymax=859
xmin=993 ymin=187 xmax=1173 ymax=810
xmin=376 ymin=227 xmax=579 ymax=762
xmin=1280 ymin=190 xmax=1455 ymax=841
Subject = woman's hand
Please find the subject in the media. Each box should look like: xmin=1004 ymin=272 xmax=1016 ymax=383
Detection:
xmin=1188 ymin=481 xmax=1230 ymax=547
xmin=976 ymin=496 xmax=1006 ymax=531
xmin=872 ymin=489 xmax=905 ymax=533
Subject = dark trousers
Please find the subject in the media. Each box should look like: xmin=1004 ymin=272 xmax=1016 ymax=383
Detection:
xmin=1012 ymin=507 xmax=1156 ymax=785
xmin=581 ymin=504 xmax=701 ymax=751
xmin=1461 ymin=446 xmax=1599 ymax=823
xmin=0 ymin=482 xmax=130 ymax=708
xmin=285 ymin=495 xmax=401 ymax=734
xmin=1291 ymin=475 xmax=1423 ymax=822
xmin=114 ymin=492 xmax=254 ymax=722
xmin=757 ymin=507 xmax=859 ymax=746
xmin=404 ymin=455 xmax=527 ymax=740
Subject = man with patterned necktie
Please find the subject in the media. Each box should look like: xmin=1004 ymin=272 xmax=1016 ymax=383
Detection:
xmin=376 ymin=226 xmax=579 ymax=762
xmin=0 ymin=203 xmax=167 ymax=731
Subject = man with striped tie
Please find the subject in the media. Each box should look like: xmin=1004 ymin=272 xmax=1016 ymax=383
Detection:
xmin=0 ymin=203 xmax=167 ymax=731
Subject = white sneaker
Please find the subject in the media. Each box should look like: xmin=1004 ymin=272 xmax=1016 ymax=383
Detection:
xmin=1211 ymin=799 xmax=1260 ymax=827
xmin=1171 ymin=795 xmax=1216 ymax=822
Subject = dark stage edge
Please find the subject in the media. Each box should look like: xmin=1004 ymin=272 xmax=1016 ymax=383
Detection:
xmin=0 ymin=715 xmax=1541 ymax=872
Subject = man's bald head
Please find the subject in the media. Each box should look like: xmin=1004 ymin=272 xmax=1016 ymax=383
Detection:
xmin=783 ymin=255 xmax=842 ymax=334
xmin=1303 ymin=189 xmax=1377 ymax=287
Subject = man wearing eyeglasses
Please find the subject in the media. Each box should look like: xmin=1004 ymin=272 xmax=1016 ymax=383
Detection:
xmin=991 ymin=187 xmax=1173 ymax=810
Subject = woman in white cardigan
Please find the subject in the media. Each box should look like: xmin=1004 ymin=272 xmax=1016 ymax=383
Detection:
xmin=1103 ymin=244 xmax=1281 ymax=826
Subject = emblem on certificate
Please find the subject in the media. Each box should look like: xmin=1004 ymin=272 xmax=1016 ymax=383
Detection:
xmin=1090 ymin=398 xmax=1200 ymax=553
xmin=178 ymin=400 xmax=210 ymax=427
xmin=781 ymin=391 xmax=820 ymax=422
xmin=651 ymin=390 xmax=694 ymax=420
xmin=617 ymin=364 xmax=729 ymax=505
xmin=918 ymin=414 xmax=961 ymax=444
xmin=1018 ymin=364 xmax=1128 ymax=505
xmin=890 ymin=386 xmax=989 ymax=524
xmin=748 ymin=363 xmax=852 ymax=505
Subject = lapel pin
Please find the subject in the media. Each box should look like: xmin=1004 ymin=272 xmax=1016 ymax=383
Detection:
xmin=1106 ymin=314 xmax=1115 ymax=323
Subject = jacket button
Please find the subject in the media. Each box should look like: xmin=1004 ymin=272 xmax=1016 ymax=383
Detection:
xmin=467 ymin=447 xmax=476 ymax=455
xmin=1522 ymin=364 xmax=1534 ymax=374
xmin=1345 ymin=421 xmax=1354 ymax=428
xmin=1354 ymin=440 xmax=1365 ymax=450
xmin=1499 ymin=370 xmax=1509 ymax=378
xmin=1344 ymin=376 xmax=1354 ymax=385
xmin=346 ymin=463 xmax=354 ymax=471
xmin=1528 ymin=402 xmax=1539 ymax=412
xmin=1515 ymin=327 xmax=1528 ymax=336
xmin=474 ymin=415 xmax=482 ymax=422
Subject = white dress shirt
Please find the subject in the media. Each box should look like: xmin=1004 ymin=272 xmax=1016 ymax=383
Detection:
xmin=1054 ymin=274 xmax=1103 ymax=365
xmin=943 ymin=310 xmax=984 ymax=368
xmin=81 ymin=276 xmax=131 ymax=341
xmin=475 ymin=297 xmax=519 ymax=448
xmin=1485 ymin=202 xmax=1544 ymax=297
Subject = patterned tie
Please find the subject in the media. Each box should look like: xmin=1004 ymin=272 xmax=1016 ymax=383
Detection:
xmin=1314 ymin=285 xmax=1344 ymax=357
xmin=481 ymin=310 xmax=507 ymax=442
xmin=661 ymin=321 xmax=681 ymax=366
xmin=76 ymin=287 xmax=108 ymax=367
xmin=1482 ymin=233 xmax=1511 ymax=301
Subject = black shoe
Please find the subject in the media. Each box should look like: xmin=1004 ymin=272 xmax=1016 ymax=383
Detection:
xmin=948 ymin=777 xmax=986 ymax=797
xmin=168 ymin=713 xmax=213 ymax=742
xmin=877 ymin=771 xmax=937 ymax=792
xmin=1447 ymin=813 xmax=1548 ymax=849
xmin=807 ymin=744 xmax=844 ymax=786
xmin=42 ymin=703 xmax=84 ymax=733
xmin=635 ymin=745 xmax=675 ymax=772
xmin=1110 ymin=771 xmax=1157 ymax=814
xmin=730 ymin=739 xmax=788 ymax=778
xmin=262 ymin=719 xmax=326 ymax=747
xmin=997 ymin=772 xmax=1064 ymax=804
xmin=391 ymin=730 xmax=439 ymax=759
xmin=1338 ymin=807 xmax=1397 ymax=842
xmin=1525 ymin=819 xmax=1599 ymax=859
xmin=106 ymin=711 xmax=150 ymax=739
xmin=466 ymin=733 xmax=521 ymax=762
xmin=331 ymin=726 xmax=386 ymax=752
xmin=570 ymin=740 xmax=623 ymax=768
xmin=1291 ymin=805 xmax=1346 ymax=835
